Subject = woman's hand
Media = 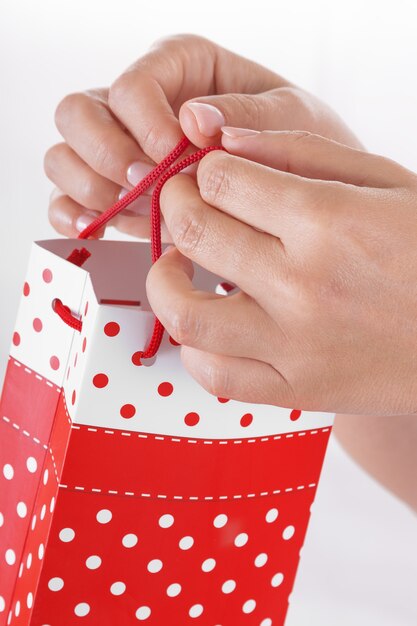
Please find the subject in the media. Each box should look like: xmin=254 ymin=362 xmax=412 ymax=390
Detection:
xmin=146 ymin=128 xmax=417 ymax=416
xmin=44 ymin=34 xmax=361 ymax=240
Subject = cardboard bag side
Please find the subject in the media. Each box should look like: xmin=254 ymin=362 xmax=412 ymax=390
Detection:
xmin=1 ymin=238 xmax=334 ymax=626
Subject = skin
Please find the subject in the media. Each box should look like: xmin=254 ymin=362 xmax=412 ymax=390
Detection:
xmin=44 ymin=34 xmax=417 ymax=513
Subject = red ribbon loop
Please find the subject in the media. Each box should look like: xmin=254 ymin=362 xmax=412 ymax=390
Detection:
xmin=54 ymin=136 xmax=225 ymax=362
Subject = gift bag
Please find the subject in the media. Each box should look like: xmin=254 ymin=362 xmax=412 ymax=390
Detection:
xmin=0 ymin=138 xmax=334 ymax=626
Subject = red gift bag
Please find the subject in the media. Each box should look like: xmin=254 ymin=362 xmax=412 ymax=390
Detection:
xmin=0 ymin=139 xmax=333 ymax=626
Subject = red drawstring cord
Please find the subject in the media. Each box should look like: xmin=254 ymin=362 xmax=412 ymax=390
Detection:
xmin=53 ymin=136 xmax=225 ymax=363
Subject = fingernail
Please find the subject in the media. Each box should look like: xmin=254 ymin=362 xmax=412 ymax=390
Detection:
xmin=186 ymin=102 xmax=226 ymax=137
xmin=221 ymin=126 xmax=260 ymax=138
xmin=127 ymin=161 xmax=155 ymax=187
xmin=75 ymin=210 xmax=101 ymax=233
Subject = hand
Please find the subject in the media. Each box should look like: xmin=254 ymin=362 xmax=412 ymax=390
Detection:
xmin=44 ymin=34 xmax=361 ymax=240
xmin=146 ymin=128 xmax=417 ymax=416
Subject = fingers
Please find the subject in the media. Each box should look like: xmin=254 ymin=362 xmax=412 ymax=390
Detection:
xmin=44 ymin=143 xmax=121 ymax=212
xmin=159 ymin=173 xmax=286 ymax=300
xmin=221 ymin=129 xmax=409 ymax=188
xmin=179 ymin=87 xmax=297 ymax=148
xmin=195 ymin=149 xmax=338 ymax=240
xmin=181 ymin=346 xmax=296 ymax=407
xmin=55 ymin=88 xmax=151 ymax=188
xmin=48 ymin=188 xmax=104 ymax=238
xmin=146 ymin=247 xmax=274 ymax=360
xmin=108 ymin=35 xmax=287 ymax=161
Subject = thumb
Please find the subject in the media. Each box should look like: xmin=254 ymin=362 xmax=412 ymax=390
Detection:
xmin=220 ymin=129 xmax=408 ymax=188
xmin=179 ymin=92 xmax=281 ymax=148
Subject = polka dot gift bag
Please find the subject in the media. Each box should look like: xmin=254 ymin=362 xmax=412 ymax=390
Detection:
xmin=0 ymin=138 xmax=333 ymax=626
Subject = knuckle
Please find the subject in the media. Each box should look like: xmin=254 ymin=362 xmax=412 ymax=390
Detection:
xmin=168 ymin=301 xmax=200 ymax=347
xmin=43 ymin=143 xmax=63 ymax=179
xmin=55 ymin=92 xmax=88 ymax=132
xmin=200 ymin=358 xmax=231 ymax=398
xmin=171 ymin=211 xmax=207 ymax=256
xmin=108 ymin=73 xmax=135 ymax=111
xmin=199 ymin=153 xmax=231 ymax=205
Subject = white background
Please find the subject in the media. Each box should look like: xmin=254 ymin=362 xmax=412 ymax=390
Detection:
xmin=0 ymin=1 xmax=416 ymax=624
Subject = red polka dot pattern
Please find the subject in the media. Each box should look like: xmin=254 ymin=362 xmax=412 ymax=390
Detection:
xmin=84 ymin=301 xmax=89 ymax=317
xmin=217 ymin=397 xmax=230 ymax=404
xmin=49 ymin=356 xmax=60 ymax=371
xmin=82 ymin=337 xmax=87 ymax=353
xmin=169 ymin=336 xmax=180 ymax=346
xmin=12 ymin=332 xmax=20 ymax=346
xmin=33 ymin=318 xmax=43 ymax=333
xmin=120 ymin=404 xmax=136 ymax=419
xmin=184 ymin=412 xmax=200 ymax=427
xmin=23 ymin=282 xmax=30 ymax=296
xmin=93 ymin=373 xmax=109 ymax=389
xmin=158 ymin=382 xmax=173 ymax=397
xmin=71 ymin=390 xmax=76 ymax=405
xmin=290 ymin=410 xmax=302 ymax=422
xmin=104 ymin=322 xmax=120 ymax=337
xmin=42 ymin=269 xmax=53 ymax=283
xmin=240 ymin=413 xmax=253 ymax=428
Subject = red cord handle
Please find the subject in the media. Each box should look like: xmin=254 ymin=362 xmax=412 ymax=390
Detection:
xmin=53 ymin=136 xmax=225 ymax=363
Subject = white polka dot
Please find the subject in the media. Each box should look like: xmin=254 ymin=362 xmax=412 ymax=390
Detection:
xmin=261 ymin=619 xmax=273 ymax=626
xmin=16 ymin=502 xmax=27 ymax=518
xmin=74 ymin=603 xmax=90 ymax=617
xmin=201 ymin=558 xmax=216 ymax=572
xmin=14 ymin=601 xmax=20 ymax=617
xmin=242 ymin=599 xmax=256 ymax=614
xmin=48 ymin=577 xmax=64 ymax=592
xmin=50 ymin=497 xmax=55 ymax=513
xmin=189 ymin=604 xmax=204 ymax=618
xmin=26 ymin=457 xmax=37 ymax=473
xmin=59 ymin=527 xmax=75 ymax=542
xmin=26 ymin=553 xmax=32 ymax=569
xmin=222 ymin=579 xmax=236 ymax=594
xmin=158 ymin=514 xmax=174 ymax=528
xmin=110 ymin=582 xmax=126 ymax=596
xmin=135 ymin=606 xmax=151 ymax=620
xmin=96 ymin=509 xmax=112 ymax=524
xmin=31 ymin=515 xmax=37 ymax=531
xmin=213 ymin=514 xmax=228 ymax=528
xmin=147 ymin=559 xmax=163 ymax=573
xmin=5 ymin=549 xmax=16 ymax=565
xmin=40 ymin=504 xmax=46 ymax=520
xmin=3 ymin=464 xmax=14 ymax=480
xmin=282 ymin=525 xmax=295 ymax=540
xmin=43 ymin=469 xmax=49 ymax=485
xmin=234 ymin=532 xmax=248 ymax=547
xmin=255 ymin=553 xmax=268 ymax=568
xmin=38 ymin=543 xmax=45 ymax=560
xmin=265 ymin=508 xmax=279 ymax=523
xmin=18 ymin=563 xmax=23 ymax=578
xmin=0 ymin=513 xmax=4 ymax=527
xmin=0 ymin=596 xmax=4 ymax=613
xmin=86 ymin=555 xmax=102 ymax=570
xmin=166 ymin=583 xmax=181 ymax=597
xmin=26 ymin=593 xmax=33 ymax=609
xmin=122 ymin=533 xmax=138 ymax=548
xmin=7 ymin=611 xmax=11 ymax=625
xmin=271 ymin=572 xmax=284 ymax=587
xmin=179 ymin=536 xmax=194 ymax=550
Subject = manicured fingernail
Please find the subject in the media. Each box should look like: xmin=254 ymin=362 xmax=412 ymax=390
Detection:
xmin=187 ymin=102 xmax=226 ymax=137
xmin=221 ymin=126 xmax=260 ymax=138
xmin=127 ymin=161 xmax=155 ymax=186
xmin=75 ymin=210 xmax=101 ymax=233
